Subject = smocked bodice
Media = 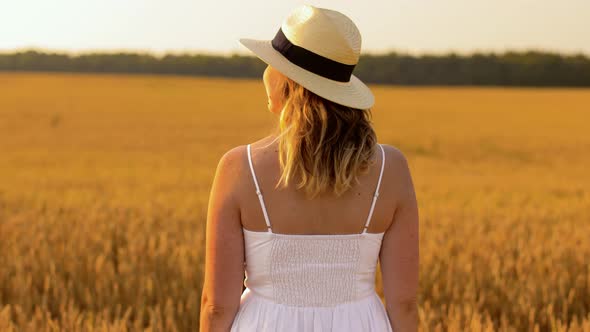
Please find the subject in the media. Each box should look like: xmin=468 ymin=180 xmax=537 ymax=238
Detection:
xmin=242 ymin=229 xmax=385 ymax=307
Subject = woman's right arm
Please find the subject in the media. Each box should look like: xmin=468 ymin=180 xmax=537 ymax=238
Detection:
xmin=380 ymin=147 xmax=420 ymax=332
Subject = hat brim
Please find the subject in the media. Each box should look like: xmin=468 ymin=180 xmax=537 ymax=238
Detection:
xmin=239 ymin=38 xmax=375 ymax=110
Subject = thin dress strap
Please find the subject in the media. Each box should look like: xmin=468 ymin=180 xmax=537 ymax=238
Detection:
xmin=246 ymin=144 xmax=273 ymax=233
xmin=362 ymin=143 xmax=386 ymax=234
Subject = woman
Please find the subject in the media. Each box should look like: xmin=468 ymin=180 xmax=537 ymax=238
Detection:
xmin=200 ymin=5 xmax=419 ymax=332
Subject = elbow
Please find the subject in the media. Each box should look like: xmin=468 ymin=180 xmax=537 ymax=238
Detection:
xmin=387 ymin=297 xmax=418 ymax=315
xmin=401 ymin=297 xmax=418 ymax=314
xmin=200 ymin=299 xmax=240 ymax=327
xmin=385 ymin=297 xmax=418 ymax=332
xmin=201 ymin=299 xmax=239 ymax=317
xmin=201 ymin=303 xmax=234 ymax=318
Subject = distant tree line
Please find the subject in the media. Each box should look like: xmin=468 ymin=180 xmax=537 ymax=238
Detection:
xmin=1 ymin=49 xmax=589 ymax=86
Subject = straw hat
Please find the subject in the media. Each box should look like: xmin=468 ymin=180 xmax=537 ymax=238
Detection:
xmin=239 ymin=5 xmax=375 ymax=109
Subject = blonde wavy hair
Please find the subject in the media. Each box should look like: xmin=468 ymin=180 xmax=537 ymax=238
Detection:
xmin=271 ymin=76 xmax=378 ymax=199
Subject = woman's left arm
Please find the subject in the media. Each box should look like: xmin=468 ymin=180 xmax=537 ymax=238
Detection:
xmin=200 ymin=147 xmax=246 ymax=332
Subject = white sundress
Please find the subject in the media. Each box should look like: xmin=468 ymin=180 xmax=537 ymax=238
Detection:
xmin=230 ymin=143 xmax=393 ymax=332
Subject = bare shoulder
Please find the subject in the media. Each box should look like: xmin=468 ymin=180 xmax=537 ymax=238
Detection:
xmin=217 ymin=144 xmax=247 ymax=174
xmin=212 ymin=145 xmax=250 ymax=200
xmin=213 ymin=140 xmax=271 ymax=193
xmin=379 ymin=143 xmax=415 ymax=199
xmin=381 ymin=143 xmax=407 ymax=160
xmin=216 ymin=136 xmax=278 ymax=180
xmin=380 ymin=143 xmax=411 ymax=175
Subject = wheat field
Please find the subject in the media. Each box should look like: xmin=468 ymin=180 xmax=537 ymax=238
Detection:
xmin=0 ymin=72 xmax=589 ymax=331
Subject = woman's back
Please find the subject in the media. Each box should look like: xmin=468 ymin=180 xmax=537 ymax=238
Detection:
xmin=240 ymin=136 xmax=396 ymax=236
xmin=228 ymin=137 xmax=400 ymax=331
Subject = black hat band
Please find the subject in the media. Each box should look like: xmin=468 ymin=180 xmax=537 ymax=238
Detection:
xmin=271 ymin=28 xmax=356 ymax=83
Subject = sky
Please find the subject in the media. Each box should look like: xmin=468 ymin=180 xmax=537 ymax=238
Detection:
xmin=1 ymin=0 xmax=589 ymax=56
